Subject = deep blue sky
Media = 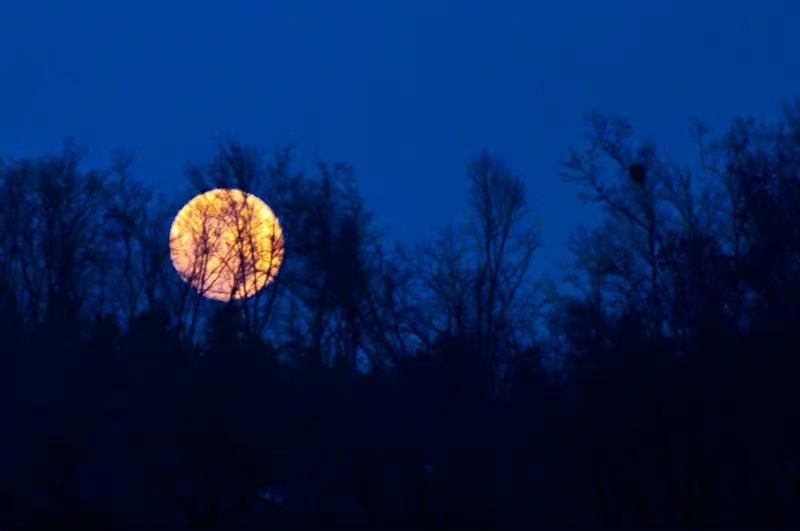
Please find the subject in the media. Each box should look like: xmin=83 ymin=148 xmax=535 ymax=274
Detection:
xmin=1 ymin=1 xmax=799 ymax=277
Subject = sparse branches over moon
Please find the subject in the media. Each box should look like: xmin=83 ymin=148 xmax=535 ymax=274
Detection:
xmin=169 ymin=189 xmax=284 ymax=302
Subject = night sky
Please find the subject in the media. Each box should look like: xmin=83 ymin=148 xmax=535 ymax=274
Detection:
xmin=2 ymin=0 xmax=799 ymax=277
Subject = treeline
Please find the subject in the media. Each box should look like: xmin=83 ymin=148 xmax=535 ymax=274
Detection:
xmin=1 ymin=105 xmax=800 ymax=529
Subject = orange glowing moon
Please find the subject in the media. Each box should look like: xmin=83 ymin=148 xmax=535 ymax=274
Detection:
xmin=169 ymin=189 xmax=284 ymax=302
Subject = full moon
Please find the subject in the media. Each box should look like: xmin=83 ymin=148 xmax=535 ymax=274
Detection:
xmin=169 ymin=189 xmax=284 ymax=302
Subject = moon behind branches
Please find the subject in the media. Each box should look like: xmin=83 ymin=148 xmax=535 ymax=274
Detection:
xmin=169 ymin=189 xmax=284 ymax=302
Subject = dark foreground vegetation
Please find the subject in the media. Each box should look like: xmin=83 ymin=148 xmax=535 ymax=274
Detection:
xmin=2 ymin=105 xmax=800 ymax=529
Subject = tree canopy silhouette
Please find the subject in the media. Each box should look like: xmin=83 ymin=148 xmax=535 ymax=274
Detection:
xmin=2 ymin=104 xmax=800 ymax=529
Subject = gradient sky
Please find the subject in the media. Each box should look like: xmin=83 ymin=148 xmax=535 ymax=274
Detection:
xmin=1 ymin=0 xmax=799 ymax=278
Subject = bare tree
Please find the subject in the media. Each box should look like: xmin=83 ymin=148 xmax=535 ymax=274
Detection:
xmin=169 ymin=188 xmax=285 ymax=344
xmin=0 ymin=141 xmax=115 ymax=331
xmin=411 ymin=151 xmax=542 ymax=384
xmin=103 ymin=152 xmax=175 ymax=325
xmin=467 ymin=152 xmax=542 ymax=361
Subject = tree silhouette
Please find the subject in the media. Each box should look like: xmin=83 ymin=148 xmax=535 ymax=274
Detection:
xmin=1 ymin=104 xmax=800 ymax=529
